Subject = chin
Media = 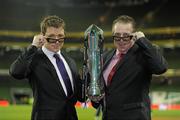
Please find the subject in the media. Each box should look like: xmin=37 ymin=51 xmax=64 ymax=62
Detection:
xmin=119 ymin=49 xmax=125 ymax=53
xmin=54 ymin=49 xmax=60 ymax=53
xmin=52 ymin=46 xmax=61 ymax=52
xmin=118 ymin=47 xmax=127 ymax=52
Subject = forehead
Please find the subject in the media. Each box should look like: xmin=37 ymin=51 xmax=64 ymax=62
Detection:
xmin=114 ymin=32 xmax=131 ymax=37
xmin=45 ymin=27 xmax=65 ymax=36
xmin=113 ymin=22 xmax=133 ymax=34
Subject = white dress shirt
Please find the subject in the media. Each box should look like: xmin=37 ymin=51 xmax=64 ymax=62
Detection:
xmin=42 ymin=46 xmax=74 ymax=96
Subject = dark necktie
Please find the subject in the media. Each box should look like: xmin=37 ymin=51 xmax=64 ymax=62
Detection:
xmin=107 ymin=53 xmax=124 ymax=86
xmin=54 ymin=54 xmax=73 ymax=97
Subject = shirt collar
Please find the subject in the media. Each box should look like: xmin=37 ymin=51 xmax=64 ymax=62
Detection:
xmin=115 ymin=49 xmax=120 ymax=56
xmin=114 ymin=49 xmax=126 ymax=59
xmin=42 ymin=46 xmax=61 ymax=58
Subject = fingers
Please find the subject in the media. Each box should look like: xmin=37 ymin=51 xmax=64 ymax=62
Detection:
xmin=32 ymin=34 xmax=46 ymax=48
xmin=131 ymin=31 xmax=145 ymax=41
xmin=131 ymin=33 xmax=137 ymax=41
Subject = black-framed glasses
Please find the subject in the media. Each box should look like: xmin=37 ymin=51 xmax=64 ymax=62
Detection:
xmin=45 ymin=37 xmax=65 ymax=43
xmin=113 ymin=35 xmax=133 ymax=42
xmin=113 ymin=36 xmax=132 ymax=42
xmin=113 ymin=32 xmax=133 ymax=42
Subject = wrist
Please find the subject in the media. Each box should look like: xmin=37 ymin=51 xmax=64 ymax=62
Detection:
xmin=31 ymin=43 xmax=41 ymax=48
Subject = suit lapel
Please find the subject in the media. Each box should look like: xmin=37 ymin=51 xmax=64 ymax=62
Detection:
xmin=103 ymin=44 xmax=139 ymax=87
xmin=38 ymin=49 xmax=66 ymax=97
xmin=114 ymin=44 xmax=139 ymax=73
xmin=103 ymin=50 xmax=116 ymax=71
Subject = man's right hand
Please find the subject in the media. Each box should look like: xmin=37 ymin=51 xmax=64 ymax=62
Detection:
xmin=32 ymin=34 xmax=45 ymax=48
xmin=132 ymin=31 xmax=145 ymax=41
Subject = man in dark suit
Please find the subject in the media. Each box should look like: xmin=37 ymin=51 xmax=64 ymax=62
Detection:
xmin=9 ymin=15 xmax=83 ymax=120
xmin=93 ymin=15 xmax=168 ymax=120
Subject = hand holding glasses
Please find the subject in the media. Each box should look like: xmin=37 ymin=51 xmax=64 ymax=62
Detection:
xmin=32 ymin=34 xmax=46 ymax=48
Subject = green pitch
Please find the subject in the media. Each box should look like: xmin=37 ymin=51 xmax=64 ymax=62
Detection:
xmin=0 ymin=105 xmax=180 ymax=120
xmin=0 ymin=105 xmax=98 ymax=120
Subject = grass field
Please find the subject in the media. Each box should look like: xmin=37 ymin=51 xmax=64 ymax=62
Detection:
xmin=0 ymin=105 xmax=180 ymax=120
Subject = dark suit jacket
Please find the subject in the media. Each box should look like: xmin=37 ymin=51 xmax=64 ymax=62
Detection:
xmin=9 ymin=45 xmax=83 ymax=120
xmin=94 ymin=37 xmax=168 ymax=120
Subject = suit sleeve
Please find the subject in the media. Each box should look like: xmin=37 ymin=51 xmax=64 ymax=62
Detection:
xmin=9 ymin=45 xmax=38 ymax=79
xmin=136 ymin=37 xmax=168 ymax=75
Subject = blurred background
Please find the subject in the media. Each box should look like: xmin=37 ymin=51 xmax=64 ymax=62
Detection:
xmin=0 ymin=0 xmax=180 ymax=119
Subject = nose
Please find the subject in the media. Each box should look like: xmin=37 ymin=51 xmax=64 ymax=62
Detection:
xmin=55 ymin=36 xmax=59 ymax=39
xmin=116 ymin=38 xmax=124 ymax=42
xmin=119 ymin=38 xmax=124 ymax=42
xmin=55 ymin=40 xmax=60 ymax=43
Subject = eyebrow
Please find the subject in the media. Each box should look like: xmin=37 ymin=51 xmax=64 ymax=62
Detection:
xmin=114 ymin=33 xmax=131 ymax=36
xmin=46 ymin=34 xmax=65 ymax=37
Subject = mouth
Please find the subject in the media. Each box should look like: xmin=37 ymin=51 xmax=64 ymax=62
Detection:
xmin=51 ymin=44 xmax=60 ymax=48
xmin=118 ymin=42 xmax=128 ymax=46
